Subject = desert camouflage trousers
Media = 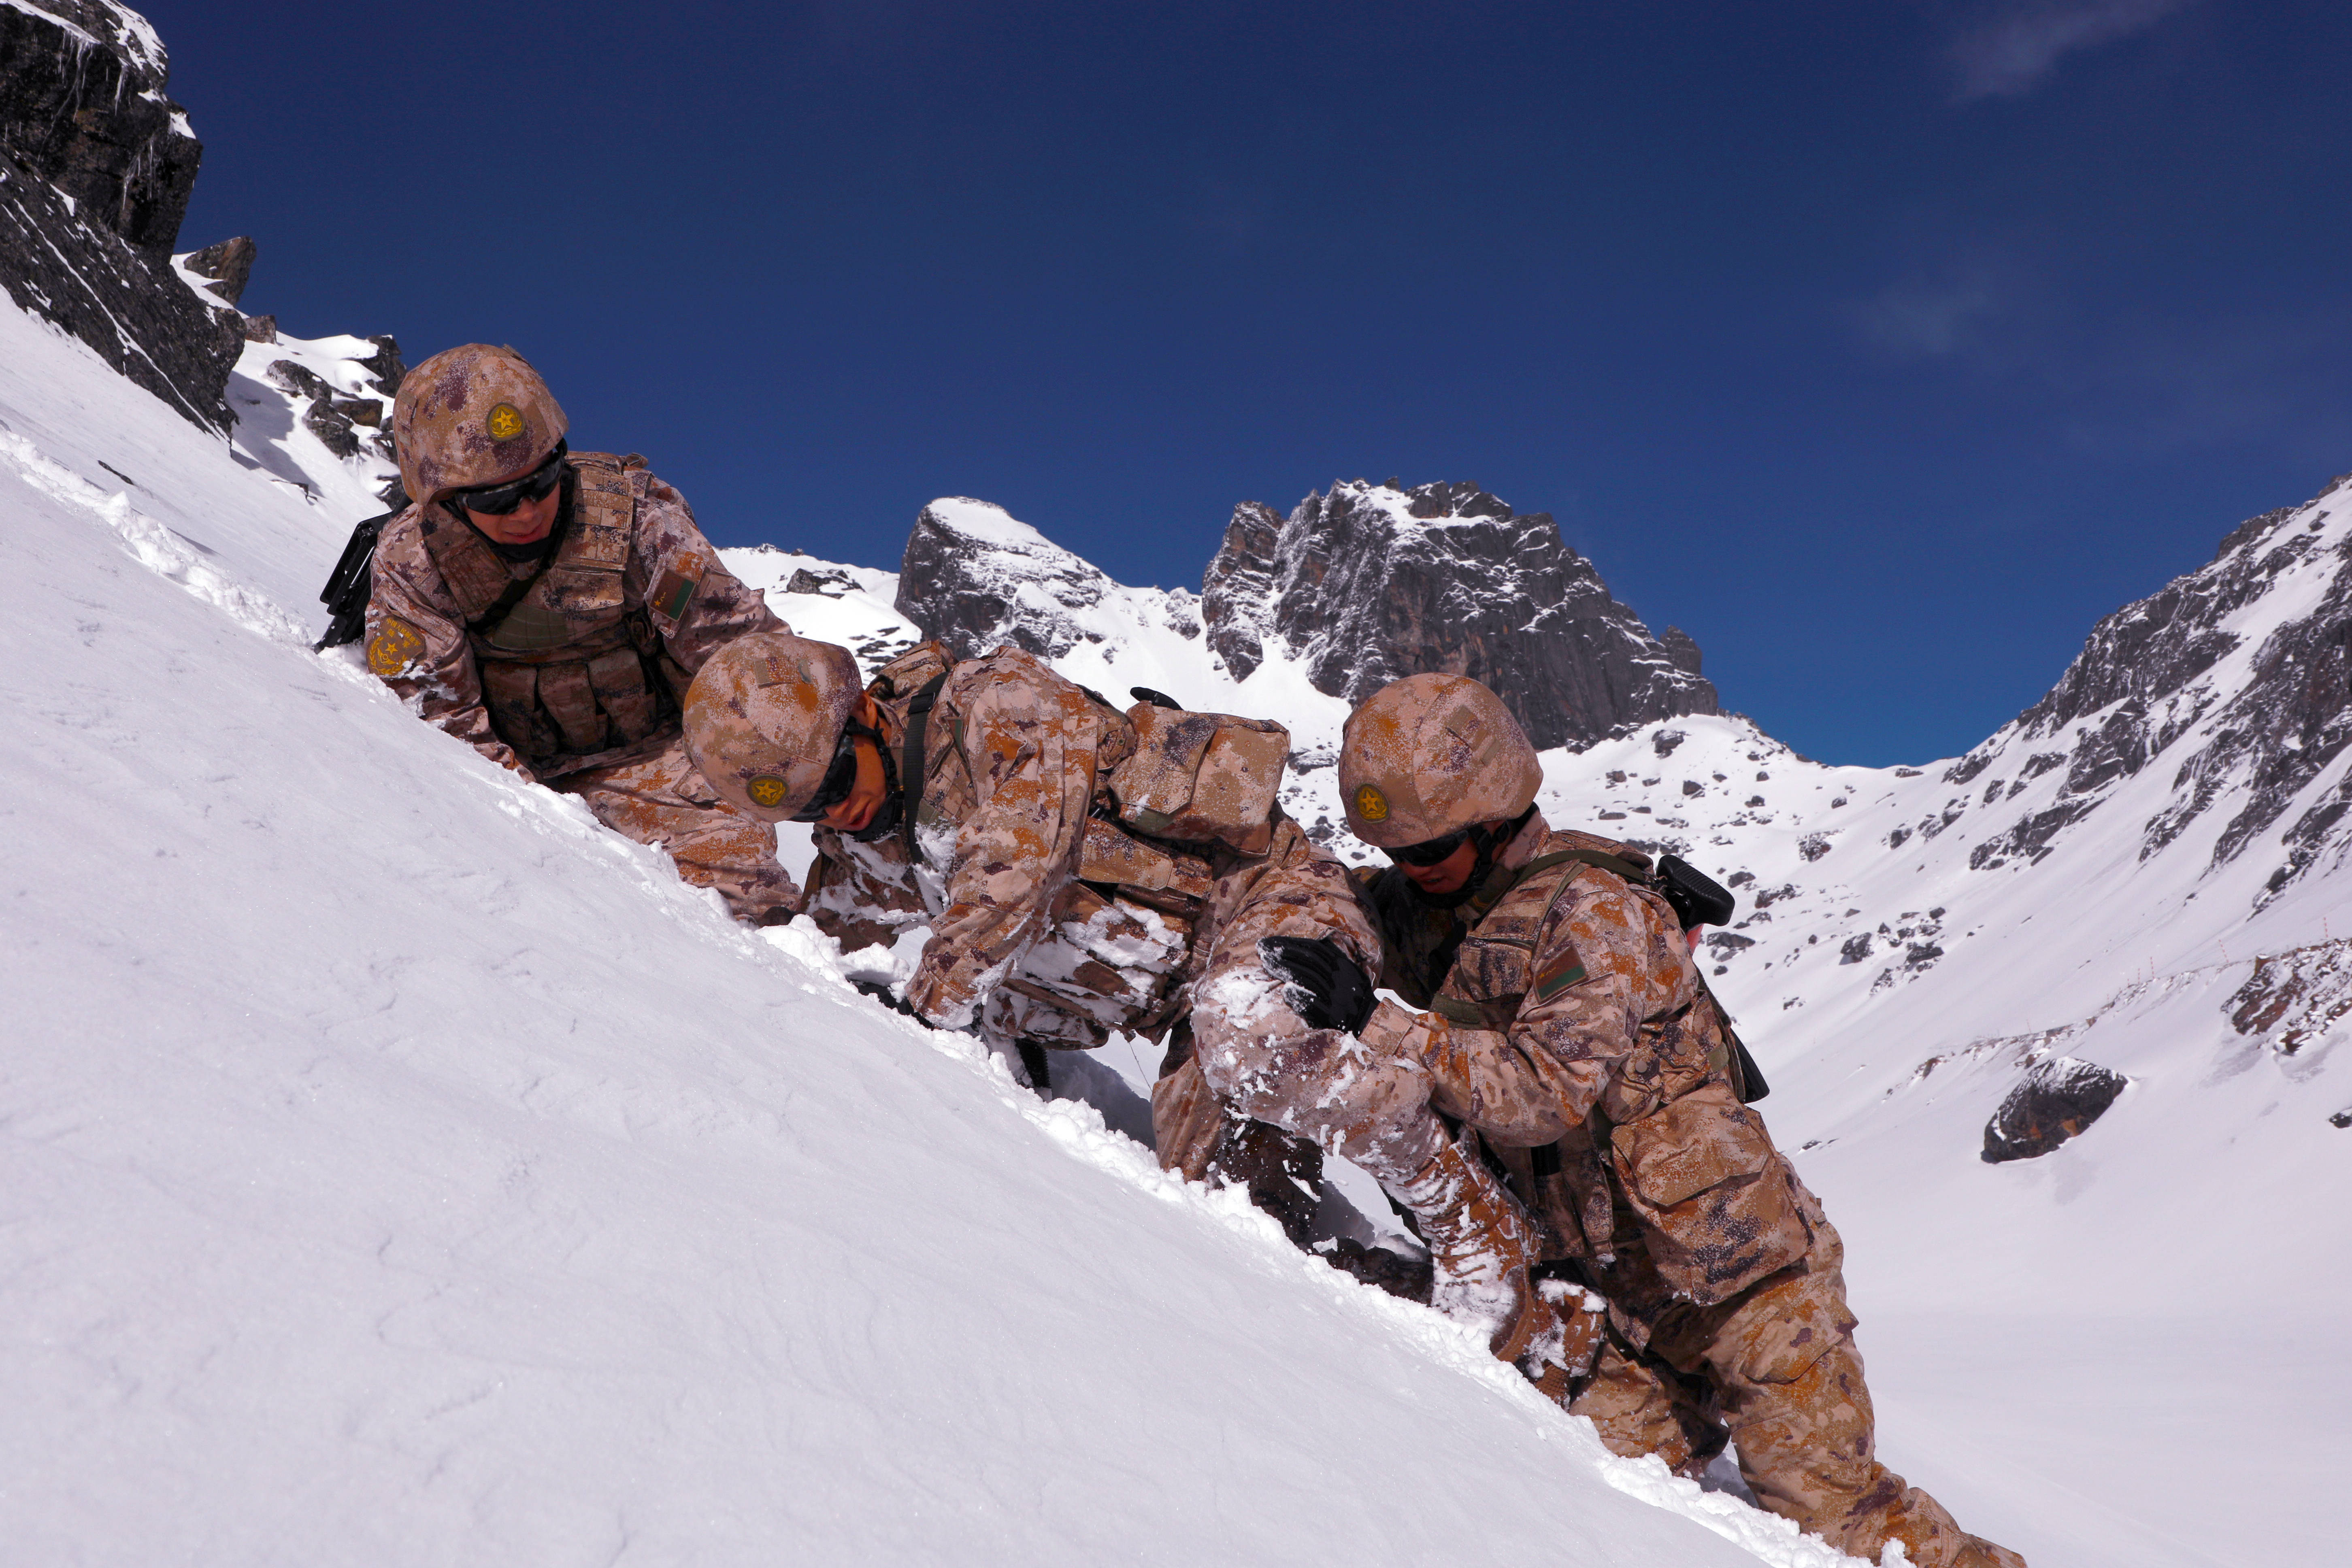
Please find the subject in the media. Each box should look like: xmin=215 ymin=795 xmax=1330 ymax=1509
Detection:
xmin=1573 ymin=1214 xmax=2020 ymax=1568
xmin=553 ymin=735 xmax=800 ymax=924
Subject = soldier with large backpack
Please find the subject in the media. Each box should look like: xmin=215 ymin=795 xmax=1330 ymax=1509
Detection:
xmin=361 ymin=344 xmax=799 ymax=923
xmin=1252 ymin=673 xmax=2025 ymax=1568
xmin=677 ymin=632 xmax=1584 ymax=1394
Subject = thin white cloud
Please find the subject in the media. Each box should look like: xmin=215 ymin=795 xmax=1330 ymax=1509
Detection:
xmin=1948 ymin=0 xmax=2198 ymax=100
xmin=1852 ymin=273 xmax=2004 ymax=359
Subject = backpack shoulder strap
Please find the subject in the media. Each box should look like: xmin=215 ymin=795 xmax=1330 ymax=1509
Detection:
xmin=899 ymin=671 xmax=951 ymax=866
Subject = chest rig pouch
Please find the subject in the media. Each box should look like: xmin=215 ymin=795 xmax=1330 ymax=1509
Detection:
xmin=1106 ymin=703 xmax=1289 ymax=856
xmin=421 ymin=452 xmax=672 ymax=770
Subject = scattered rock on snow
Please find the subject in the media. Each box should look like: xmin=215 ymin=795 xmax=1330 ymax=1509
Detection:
xmin=1981 ymin=1057 xmax=2129 ymax=1163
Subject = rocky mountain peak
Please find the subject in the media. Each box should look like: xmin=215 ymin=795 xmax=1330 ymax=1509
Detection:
xmin=892 ymin=496 xmax=1200 ymax=660
xmin=1200 ymin=477 xmax=1718 ymax=749
xmin=0 ymin=1 xmax=241 ymax=428
xmin=1940 ymin=477 xmax=2352 ymax=902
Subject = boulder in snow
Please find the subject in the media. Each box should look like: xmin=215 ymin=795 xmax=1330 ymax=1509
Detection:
xmin=1981 ymin=1057 xmax=2129 ymax=1163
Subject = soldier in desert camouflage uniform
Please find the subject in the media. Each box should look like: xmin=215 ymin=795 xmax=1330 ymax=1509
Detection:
xmin=1253 ymin=672 xmax=2025 ymax=1568
xmin=364 ymin=345 xmax=797 ymax=923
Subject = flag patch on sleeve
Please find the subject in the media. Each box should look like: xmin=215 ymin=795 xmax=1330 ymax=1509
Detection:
xmin=652 ymin=567 xmax=700 ymax=621
xmin=1531 ymin=943 xmax=1591 ymax=1002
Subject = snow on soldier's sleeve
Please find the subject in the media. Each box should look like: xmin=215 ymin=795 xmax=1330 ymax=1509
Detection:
xmin=901 ymin=663 xmax=1096 ymax=1031
xmin=629 ymin=474 xmax=786 ymax=673
xmin=364 ymin=512 xmax=528 ymax=777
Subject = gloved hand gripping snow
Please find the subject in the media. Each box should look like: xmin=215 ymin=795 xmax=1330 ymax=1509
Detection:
xmin=1257 ymin=935 xmax=1376 ymax=1036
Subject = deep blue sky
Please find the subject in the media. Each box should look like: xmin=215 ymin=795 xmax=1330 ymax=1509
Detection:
xmin=149 ymin=0 xmax=2351 ymax=764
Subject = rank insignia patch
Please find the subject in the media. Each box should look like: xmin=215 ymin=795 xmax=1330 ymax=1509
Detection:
xmin=485 ymin=402 xmax=526 ymax=442
xmin=1531 ymin=943 xmax=1592 ymax=1002
xmin=366 ymin=616 xmax=425 ymax=677
xmin=1354 ymin=783 xmax=1390 ymax=823
xmin=747 ymin=774 xmax=790 ymax=810
xmin=653 ymin=566 xmax=700 ymax=621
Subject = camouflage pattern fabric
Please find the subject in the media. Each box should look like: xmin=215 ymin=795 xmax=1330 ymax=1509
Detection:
xmin=556 ymin=737 xmax=800 ymax=923
xmin=796 ymin=647 xmax=1360 ymax=1210
xmin=364 ymin=454 xmax=796 ymax=918
xmin=1347 ymin=810 xmax=2024 ymax=1568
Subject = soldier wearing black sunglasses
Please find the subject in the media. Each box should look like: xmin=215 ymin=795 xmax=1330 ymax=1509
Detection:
xmin=362 ymin=344 xmax=800 ymax=924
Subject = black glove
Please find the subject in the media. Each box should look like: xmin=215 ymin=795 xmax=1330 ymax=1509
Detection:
xmin=1258 ymin=935 xmax=1376 ymax=1036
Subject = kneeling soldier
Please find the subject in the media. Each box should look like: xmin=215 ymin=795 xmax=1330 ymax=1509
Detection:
xmin=364 ymin=345 xmax=798 ymax=922
xmin=1256 ymin=673 xmax=2024 ymax=1568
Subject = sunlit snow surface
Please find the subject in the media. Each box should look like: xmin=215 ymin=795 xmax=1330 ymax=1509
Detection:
xmin=5 ymin=282 xmax=2345 ymax=1562
xmin=0 ymin=301 xmax=1877 ymax=1563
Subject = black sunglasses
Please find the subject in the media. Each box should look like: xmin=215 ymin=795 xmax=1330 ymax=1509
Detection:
xmin=448 ymin=441 xmax=568 ymax=516
xmin=791 ymin=720 xmax=883 ymax=823
xmin=1388 ymin=828 xmax=1470 ymax=867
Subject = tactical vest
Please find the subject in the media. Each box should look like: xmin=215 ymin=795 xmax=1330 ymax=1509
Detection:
xmin=1390 ymin=834 xmax=1762 ymax=1104
xmin=419 ymin=452 xmax=680 ymax=772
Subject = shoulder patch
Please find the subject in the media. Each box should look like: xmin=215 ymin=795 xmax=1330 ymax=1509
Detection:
xmin=651 ymin=566 xmax=700 ymax=621
xmin=1530 ymin=940 xmax=1592 ymax=1002
xmin=366 ymin=616 xmax=425 ymax=677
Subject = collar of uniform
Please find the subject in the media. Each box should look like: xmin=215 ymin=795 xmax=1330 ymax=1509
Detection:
xmin=1496 ymin=807 xmax=1551 ymax=871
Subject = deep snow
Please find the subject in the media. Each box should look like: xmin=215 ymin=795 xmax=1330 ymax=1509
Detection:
xmin=0 ymin=300 xmax=1890 ymax=1563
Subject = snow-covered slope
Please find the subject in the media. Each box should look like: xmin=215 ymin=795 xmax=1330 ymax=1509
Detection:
xmin=724 ymin=487 xmax=2352 ymax=1568
xmin=0 ymin=297 xmax=1899 ymax=1563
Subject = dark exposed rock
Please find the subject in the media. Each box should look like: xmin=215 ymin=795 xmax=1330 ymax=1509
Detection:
xmin=783 ymin=566 xmax=859 ymax=597
xmin=359 ymin=333 xmax=406 ymax=395
xmin=1198 ymin=479 xmax=1718 ymax=749
xmin=242 ymin=313 xmax=277 ymax=343
xmin=1798 ymin=833 xmax=1833 ymax=862
xmin=2226 ymin=938 xmax=2352 ymax=1054
xmin=1201 ymin=500 xmax=1283 ymax=680
xmin=1838 ymin=933 xmax=1872 ymax=965
xmin=303 ymin=400 xmax=359 ymax=459
xmin=0 ymin=2 xmax=200 ymax=257
xmin=268 ymin=359 xmax=334 ymax=402
xmin=0 ymin=2 xmax=240 ymax=428
xmin=1982 ymin=1057 xmax=2128 ymax=1163
xmin=330 ymin=396 xmax=382 ymax=428
xmin=896 ymin=499 xmax=1117 ymax=659
xmin=182 ymin=234 xmax=254 ymax=305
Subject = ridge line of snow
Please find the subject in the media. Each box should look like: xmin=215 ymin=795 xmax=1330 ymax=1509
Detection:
xmin=0 ymin=424 xmax=305 ymax=641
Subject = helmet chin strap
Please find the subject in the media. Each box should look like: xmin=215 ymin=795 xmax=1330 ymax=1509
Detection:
xmin=1408 ymin=804 xmax=1537 ymax=910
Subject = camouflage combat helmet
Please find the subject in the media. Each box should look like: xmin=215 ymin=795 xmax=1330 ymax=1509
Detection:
xmin=391 ymin=343 xmax=569 ymax=505
xmin=1338 ymin=673 xmax=1543 ymax=849
xmin=683 ymin=631 xmax=866 ymax=821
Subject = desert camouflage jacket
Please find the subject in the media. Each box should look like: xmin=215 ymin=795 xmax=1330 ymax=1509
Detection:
xmin=364 ymin=453 xmax=781 ymax=779
xmin=803 ymin=643 xmax=1210 ymax=1040
xmin=1358 ymin=814 xmax=1815 ymax=1305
